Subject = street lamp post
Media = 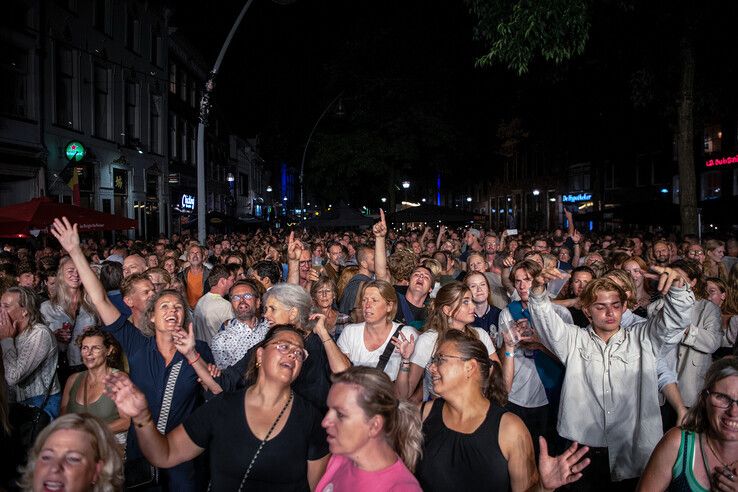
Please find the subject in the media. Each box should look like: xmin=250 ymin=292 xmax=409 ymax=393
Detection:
xmin=196 ymin=0 xmax=256 ymax=243
xmin=300 ymin=92 xmax=344 ymax=217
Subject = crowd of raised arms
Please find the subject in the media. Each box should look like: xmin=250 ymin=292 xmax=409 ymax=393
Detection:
xmin=1 ymin=209 xmax=738 ymax=491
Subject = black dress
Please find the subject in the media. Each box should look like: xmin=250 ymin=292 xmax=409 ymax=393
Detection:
xmin=183 ymin=388 xmax=329 ymax=491
xmin=415 ymin=398 xmax=510 ymax=492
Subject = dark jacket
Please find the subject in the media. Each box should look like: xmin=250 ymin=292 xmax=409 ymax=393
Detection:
xmin=178 ymin=266 xmax=211 ymax=295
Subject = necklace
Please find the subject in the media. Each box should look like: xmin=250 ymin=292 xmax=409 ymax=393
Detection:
xmin=706 ymin=434 xmax=738 ymax=469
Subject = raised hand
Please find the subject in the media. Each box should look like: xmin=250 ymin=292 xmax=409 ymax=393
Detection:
xmin=372 ymin=209 xmax=387 ymax=238
xmin=538 ymin=437 xmax=590 ymax=490
xmin=502 ymin=255 xmax=515 ymax=269
xmin=310 ymin=313 xmax=329 ymax=340
xmin=571 ymin=230 xmax=582 ymax=244
xmin=172 ymin=322 xmax=196 ymax=359
xmin=391 ymin=331 xmax=416 ymax=360
xmin=651 ymin=266 xmax=688 ymax=294
xmin=104 ymin=372 xmax=150 ymax=420
xmin=50 ymin=217 xmax=81 ymax=253
xmin=287 ymin=231 xmax=304 ymax=262
xmin=532 ymin=267 xmax=567 ymax=294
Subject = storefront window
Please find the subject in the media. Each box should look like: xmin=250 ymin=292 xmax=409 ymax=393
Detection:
xmin=701 ymin=171 xmax=722 ymax=200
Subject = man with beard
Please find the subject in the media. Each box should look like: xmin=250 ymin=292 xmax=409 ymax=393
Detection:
xmin=650 ymin=241 xmax=671 ymax=268
xmin=210 ymin=280 xmax=269 ymax=369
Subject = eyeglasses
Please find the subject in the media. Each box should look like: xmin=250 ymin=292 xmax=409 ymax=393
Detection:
xmin=231 ymin=293 xmax=257 ymax=302
xmin=316 ymin=289 xmax=333 ymax=296
xmin=687 ymin=250 xmax=705 ymax=257
xmin=429 ymin=353 xmax=470 ymax=367
xmin=706 ymin=390 xmax=738 ymax=409
xmin=269 ymin=342 xmax=308 ymax=362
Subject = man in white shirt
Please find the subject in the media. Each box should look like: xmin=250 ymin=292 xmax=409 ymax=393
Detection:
xmin=211 ymin=280 xmax=269 ymax=369
xmin=193 ymin=264 xmax=235 ymax=344
xmin=527 ymin=266 xmax=693 ymax=489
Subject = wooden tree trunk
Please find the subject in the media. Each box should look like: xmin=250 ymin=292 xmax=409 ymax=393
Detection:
xmin=676 ymin=36 xmax=698 ymax=236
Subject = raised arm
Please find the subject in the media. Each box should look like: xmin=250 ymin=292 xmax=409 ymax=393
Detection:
xmin=105 ymin=372 xmax=203 ymax=468
xmin=50 ymin=218 xmax=120 ymax=325
xmin=570 ymin=230 xmax=582 ymax=267
xmin=373 ymin=209 xmax=390 ymax=282
xmin=526 ymin=268 xmax=578 ymax=362
xmin=286 ymin=231 xmax=302 ymax=286
xmin=680 ymin=301 xmax=722 ymax=354
xmin=646 ymin=266 xmax=694 ymax=351
xmin=312 ymin=314 xmax=351 ymax=373
xmin=173 ymin=323 xmax=223 ymax=394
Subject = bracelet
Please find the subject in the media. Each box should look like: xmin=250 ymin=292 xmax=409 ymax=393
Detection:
xmin=321 ymin=338 xmax=332 ymax=344
xmin=134 ymin=414 xmax=153 ymax=428
xmin=504 ymin=351 xmax=515 ymax=358
xmin=188 ymin=352 xmax=201 ymax=366
xmin=401 ymin=359 xmax=411 ymax=365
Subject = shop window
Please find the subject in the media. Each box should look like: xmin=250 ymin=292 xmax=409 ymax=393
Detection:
xmin=55 ymin=45 xmax=78 ymax=128
xmin=704 ymin=125 xmax=722 ymax=154
xmin=93 ymin=64 xmax=110 ymax=139
xmin=0 ymin=43 xmax=30 ymax=119
xmin=701 ymin=171 xmax=722 ymax=200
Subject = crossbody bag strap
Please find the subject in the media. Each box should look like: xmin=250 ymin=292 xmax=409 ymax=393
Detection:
xmin=157 ymin=360 xmax=183 ymax=434
xmin=376 ymin=324 xmax=405 ymax=372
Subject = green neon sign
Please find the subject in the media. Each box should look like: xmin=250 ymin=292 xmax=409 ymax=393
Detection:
xmin=65 ymin=141 xmax=86 ymax=161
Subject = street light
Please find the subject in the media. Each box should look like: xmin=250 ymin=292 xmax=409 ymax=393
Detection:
xmin=227 ymin=173 xmax=235 ymax=183
xmin=532 ymin=189 xmax=540 ymax=196
xmin=402 ymin=181 xmax=410 ymax=189
xmin=381 ymin=197 xmax=387 ymax=203
xmin=266 ymin=185 xmax=273 ymax=193
xmin=300 ymin=91 xmax=345 ymax=217
xmin=466 ymin=196 xmax=472 ymax=202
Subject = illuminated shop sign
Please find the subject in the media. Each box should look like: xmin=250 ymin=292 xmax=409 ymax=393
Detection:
xmin=180 ymin=194 xmax=195 ymax=211
xmin=706 ymin=155 xmax=738 ymax=167
xmin=562 ymin=193 xmax=592 ymax=203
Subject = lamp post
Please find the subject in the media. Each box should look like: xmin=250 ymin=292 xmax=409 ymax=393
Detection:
xmin=196 ymin=0 xmax=257 ymax=243
xmin=300 ymin=92 xmax=344 ymax=217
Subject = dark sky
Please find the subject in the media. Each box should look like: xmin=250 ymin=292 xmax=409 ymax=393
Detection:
xmin=172 ymin=0 xmax=503 ymax=169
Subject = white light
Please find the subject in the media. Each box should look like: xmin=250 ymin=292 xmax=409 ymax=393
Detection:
xmin=532 ymin=189 xmax=540 ymax=196
xmin=266 ymin=186 xmax=272 ymax=192
xmin=227 ymin=173 xmax=235 ymax=183
xmin=549 ymin=197 xmax=556 ymax=202
xmin=421 ymin=198 xmax=426 ymax=202
xmin=283 ymin=196 xmax=287 ymax=201
xmin=507 ymin=197 xmax=511 ymax=202
xmin=660 ymin=188 xmax=668 ymax=194
xmin=381 ymin=197 xmax=387 ymax=203
xmin=466 ymin=197 xmax=472 ymax=202
xmin=402 ymin=181 xmax=410 ymax=189
xmin=307 ymin=202 xmax=310 ymax=206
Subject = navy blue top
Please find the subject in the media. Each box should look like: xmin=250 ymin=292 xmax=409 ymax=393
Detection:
xmin=473 ymin=305 xmax=501 ymax=335
xmin=103 ymin=314 xmax=213 ymax=490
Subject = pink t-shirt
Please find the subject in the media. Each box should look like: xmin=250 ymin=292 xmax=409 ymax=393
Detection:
xmin=316 ymin=454 xmax=421 ymax=492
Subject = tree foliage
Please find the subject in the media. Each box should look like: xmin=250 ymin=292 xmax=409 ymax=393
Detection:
xmin=468 ymin=0 xmax=590 ymax=74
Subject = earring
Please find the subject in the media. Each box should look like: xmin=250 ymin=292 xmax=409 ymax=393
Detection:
xmin=448 ymin=317 xmax=454 ymax=325
xmin=256 ymin=360 xmax=261 ymax=368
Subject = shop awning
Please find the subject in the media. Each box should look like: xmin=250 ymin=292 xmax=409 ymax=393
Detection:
xmin=0 ymin=197 xmax=137 ymax=234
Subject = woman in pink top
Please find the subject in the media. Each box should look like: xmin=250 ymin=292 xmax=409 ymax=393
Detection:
xmin=317 ymin=366 xmax=422 ymax=492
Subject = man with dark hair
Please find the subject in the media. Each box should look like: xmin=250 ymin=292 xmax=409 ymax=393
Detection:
xmin=100 ymin=261 xmax=131 ymax=317
xmin=210 ymin=280 xmax=269 ymax=369
xmin=338 ymin=245 xmax=375 ymax=316
xmin=249 ymin=260 xmax=281 ymax=291
xmin=324 ymin=242 xmax=346 ymax=284
xmin=553 ymin=265 xmax=595 ymax=328
xmin=120 ymin=273 xmax=156 ymax=330
xmin=193 ymin=264 xmax=235 ymax=344
xmin=15 ymin=263 xmax=36 ymax=289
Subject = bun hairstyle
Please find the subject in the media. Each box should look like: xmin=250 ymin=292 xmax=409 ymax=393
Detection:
xmin=441 ymin=330 xmax=507 ymax=406
xmin=331 ymin=366 xmax=423 ymax=472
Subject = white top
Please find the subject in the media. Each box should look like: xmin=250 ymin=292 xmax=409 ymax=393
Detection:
xmin=1 ymin=323 xmax=60 ymax=402
xmin=410 ymin=327 xmax=496 ymax=401
xmin=527 ymin=286 xmax=695 ymax=481
xmin=40 ymin=301 xmax=96 ymax=366
xmin=337 ymin=322 xmax=419 ymax=381
xmin=193 ymin=292 xmax=235 ymax=345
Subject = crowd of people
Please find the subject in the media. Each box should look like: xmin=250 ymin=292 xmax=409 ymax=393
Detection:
xmin=1 ymin=208 xmax=738 ymax=491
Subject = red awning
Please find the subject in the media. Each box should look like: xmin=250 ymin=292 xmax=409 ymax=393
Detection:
xmin=0 ymin=197 xmax=137 ymax=235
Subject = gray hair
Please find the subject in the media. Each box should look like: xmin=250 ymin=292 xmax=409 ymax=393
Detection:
xmin=263 ymin=283 xmax=312 ymax=329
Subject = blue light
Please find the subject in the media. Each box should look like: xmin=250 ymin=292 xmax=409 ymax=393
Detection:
xmin=436 ymin=173 xmax=441 ymax=206
xmin=660 ymin=188 xmax=669 ymax=194
xmin=281 ymin=163 xmax=288 ymax=200
xmin=588 ymin=220 xmax=593 ymax=231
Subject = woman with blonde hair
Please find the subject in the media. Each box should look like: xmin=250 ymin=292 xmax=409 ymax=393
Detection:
xmin=704 ymin=239 xmax=728 ymax=281
xmin=40 ymin=256 xmax=97 ymax=371
xmin=395 ymin=281 xmax=512 ymax=402
xmin=623 ymin=256 xmax=655 ymax=317
xmin=21 ymin=413 xmax=123 ymax=492
xmin=337 ymin=280 xmax=419 ymax=381
xmin=318 ymin=366 xmax=423 ymax=491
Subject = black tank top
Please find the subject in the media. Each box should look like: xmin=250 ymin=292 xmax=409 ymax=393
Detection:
xmin=415 ymin=398 xmax=510 ymax=492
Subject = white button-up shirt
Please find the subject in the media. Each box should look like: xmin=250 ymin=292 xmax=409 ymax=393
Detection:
xmin=527 ymin=285 xmax=694 ymax=481
xmin=210 ymin=317 xmax=270 ymax=369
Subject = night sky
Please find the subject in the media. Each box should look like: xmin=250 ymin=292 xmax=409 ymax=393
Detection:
xmin=173 ymin=0 xmax=738 ymax=206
